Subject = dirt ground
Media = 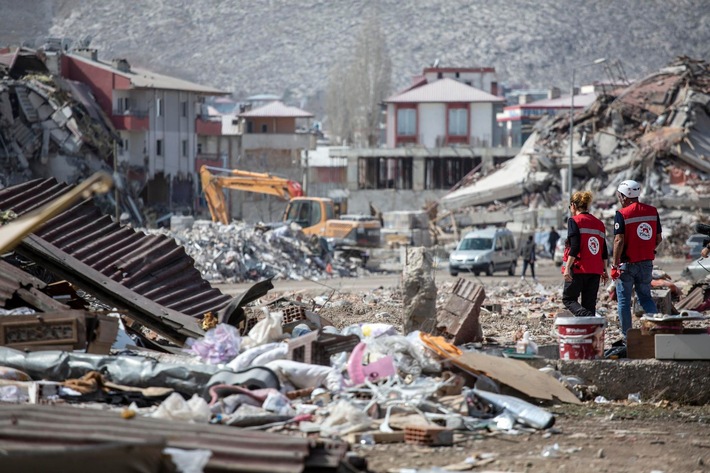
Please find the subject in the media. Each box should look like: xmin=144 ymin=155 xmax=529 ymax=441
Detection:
xmin=223 ymin=257 xmax=709 ymax=473
xmin=354 ymin=403 xmax=710 ymax=473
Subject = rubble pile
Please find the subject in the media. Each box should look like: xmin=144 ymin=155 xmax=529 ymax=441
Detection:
xmin=442 ymin=57 xmax=710 ymax=221
xmin=147 ymin=220 xmax=369 ymax=283
xmin=0 ymin=50 xmax=117 ymax=188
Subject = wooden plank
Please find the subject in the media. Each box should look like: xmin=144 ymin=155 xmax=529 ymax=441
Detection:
xmin=627 ymin=328 xmax=655 ymax=359
xmin=16 ymin=287 xmax=70 ymax=312
xmin=453 ymin=351 xmax=580 ymax=404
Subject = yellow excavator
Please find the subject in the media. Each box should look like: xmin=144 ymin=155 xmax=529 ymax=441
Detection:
xmin=199 ymin=166 xmax=381 ymax=257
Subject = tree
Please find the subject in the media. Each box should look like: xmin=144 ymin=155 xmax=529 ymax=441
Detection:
xmin=326 ymin=14 xmax=392 ymax=147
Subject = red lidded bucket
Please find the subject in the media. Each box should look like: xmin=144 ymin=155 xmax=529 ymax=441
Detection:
xmin=554 ymin=316 xmax=606 ymax=360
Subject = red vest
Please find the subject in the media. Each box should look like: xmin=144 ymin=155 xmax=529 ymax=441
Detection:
xmin=618 ymin=202 xmax=658 ymax=263
xmin=570 ymin=213 xmax=606 ymax=274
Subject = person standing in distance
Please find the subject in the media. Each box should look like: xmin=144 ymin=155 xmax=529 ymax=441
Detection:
xmin=520 ymin=235 xmax=537 ymax=281
xmin=563 ymin=191 xmax=609 ymax=316
xmin=548 ymin=226 xmax=560 ymax=258
xmin=611 ymin=180 xmax=662 ymax=338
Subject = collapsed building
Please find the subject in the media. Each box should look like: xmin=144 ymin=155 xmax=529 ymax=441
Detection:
xmin=0 ymin=46 xmax=148 ymax=225
xmin=441 ymin=57 xmax=710 ymax=230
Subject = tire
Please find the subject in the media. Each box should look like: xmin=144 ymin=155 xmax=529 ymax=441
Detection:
xmin=485 ymin=263 xmax=494 ymax=276
xmin=508 ymin=261 xmax=516 ymax=276
xmin=449 ymin=269 xmax=459 ymax=276
xmin=473 ymin=271 xmax=480 ymax=276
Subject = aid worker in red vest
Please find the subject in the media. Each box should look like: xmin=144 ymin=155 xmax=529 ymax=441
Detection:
xmin=563 ymin=191 xmax=609 ymax=317
xmin=612 ymin=179 xmax=662 ymax=339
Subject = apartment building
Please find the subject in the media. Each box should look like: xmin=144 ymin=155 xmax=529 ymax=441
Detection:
xmin=59 ymin=48 xmax=229 ymax=212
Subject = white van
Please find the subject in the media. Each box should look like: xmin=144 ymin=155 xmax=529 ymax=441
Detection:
xmin=448 ymin=227 xmax=518 ymax=276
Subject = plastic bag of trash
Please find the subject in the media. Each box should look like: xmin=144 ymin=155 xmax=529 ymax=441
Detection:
xmin=365 ymin=333 xmax=440 ymax=378
xmin=262 ymin=390 xmax=295 ymax=416
xmin=227 ymin=342 xmax=284 ymax=372
xmin=186 ymin=324 xmax=241 ymax=364
xmin=163 ymin=448 xmax=212 ymax=473
xmin=152 ymin=393 xmax=211 ymax=423
xmin=265 ymin=359 xmax=343 ymax=392
xmin=319 ymin=400 xmax=372 ymax=437
xmin=242 ymin=309 xmax=284 ymax=349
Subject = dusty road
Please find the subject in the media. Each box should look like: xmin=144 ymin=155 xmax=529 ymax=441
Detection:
xmin=214 ymin=257 xmax=690 ymax=297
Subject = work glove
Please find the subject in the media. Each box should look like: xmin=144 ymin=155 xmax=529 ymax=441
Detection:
xmin=610 ymin=266 xmax=621 ymax=281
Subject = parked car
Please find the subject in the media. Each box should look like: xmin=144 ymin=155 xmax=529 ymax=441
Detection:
xmin=683 ymin=233 xmax=708 ymax=260
xmin=449 ymin=227 xmax=518 ymax=276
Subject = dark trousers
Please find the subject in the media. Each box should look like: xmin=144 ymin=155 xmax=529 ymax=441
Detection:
xmin=563 ymin=273 xmax=601 ymax=317
xmin=522 ymin=259 xmax=535 ymax=277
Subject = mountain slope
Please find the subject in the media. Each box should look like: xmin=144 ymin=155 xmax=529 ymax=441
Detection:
xmin=2 ymin=0 xmax=709 ymax=108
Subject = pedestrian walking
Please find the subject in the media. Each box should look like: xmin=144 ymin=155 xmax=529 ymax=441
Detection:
xmin=520 ymin=235 xmax=536 ymax=280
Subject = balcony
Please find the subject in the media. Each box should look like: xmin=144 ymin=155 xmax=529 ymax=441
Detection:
xmin=111 ymin=109 xmax=149 ymax=131
xmin=242 ymin=133 xmax=315 ymax=151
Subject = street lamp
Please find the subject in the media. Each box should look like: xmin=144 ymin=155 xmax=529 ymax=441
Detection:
xmin=568 ymin=57 xmax=606 ymax=201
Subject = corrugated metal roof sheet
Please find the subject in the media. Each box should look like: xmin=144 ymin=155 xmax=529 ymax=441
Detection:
xmin=386 ymin=78 xmax=505 ymax=104
xmin=0 ymin=178 xmax=232 ymax=344
xmin=0 ymin=403 xmax=346 ymax=473
xmin=239 ymin=101 xmax=314 ymax=118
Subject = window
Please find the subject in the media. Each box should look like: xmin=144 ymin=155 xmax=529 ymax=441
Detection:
xmin=117 ymin=97 xmax=129 ymax=113
xmin=197 ymin=143 xmax=203 ymax=154
xmin=396 ymin=108 xmax=416 ymax=136
xmin=424 ymin=157 xmax=477 ymax=189
xmin=181 ymin=101 xmax=188 ymax=117
xmin=261 ymin=124 xmax=268 ymax=133
xmin=181 ymin=140 xmax=188 ymax=157
xmin=156 ymin=139 xmax=163 ymax=156
xmin=123 ymin=138 xmax=129 ymax=152
xmin=358 ymin=157 xmax=413 ymax=190
xmin=286 ymin=201 xmax=319 ymax=228
xmin=459 ymin=238 xmax=493 ymax=251
xmin=247 ymin=121 xmax=253 ymax=133
xmin=156 ymin=98 xmax=163 ymax=117
xmin=448 ymin=108 xmax=468 ymax=136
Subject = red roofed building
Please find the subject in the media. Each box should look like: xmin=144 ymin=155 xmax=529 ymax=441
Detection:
xmin=496 ymin=87 xmax=598 ymax=147
xmin=329 ymin=66 xmax=519 ymax=216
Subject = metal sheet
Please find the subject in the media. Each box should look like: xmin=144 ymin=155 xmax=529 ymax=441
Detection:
xmin=0 ymin=178 xmax=236 ymax=344
xmin=0 ymin=403 xmax=345 ymax=473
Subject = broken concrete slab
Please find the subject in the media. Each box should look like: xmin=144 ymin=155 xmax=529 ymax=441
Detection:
xmin=402 ymin=247 xmax=437 ymax=334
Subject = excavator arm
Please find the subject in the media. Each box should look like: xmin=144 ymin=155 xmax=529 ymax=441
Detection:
xmin=200 ymin=165 xmax=304 ymax=224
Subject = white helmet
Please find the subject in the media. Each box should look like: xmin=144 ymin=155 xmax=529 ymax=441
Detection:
xmin=617 ymin=180 xmax=641 ymax=198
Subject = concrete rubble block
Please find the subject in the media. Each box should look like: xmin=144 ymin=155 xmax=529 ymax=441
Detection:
xmin=435 ymin=278 xmax=485 ymax=344
xmin=402 ymin=247 xmax=437 ymax=334
xmin=287 ymin=330 xmax=360 ymax=366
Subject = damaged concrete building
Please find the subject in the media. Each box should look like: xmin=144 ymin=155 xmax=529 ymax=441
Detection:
xmin=441 ymin=57 xmax=710 ymax=224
